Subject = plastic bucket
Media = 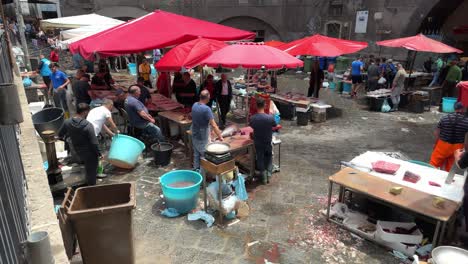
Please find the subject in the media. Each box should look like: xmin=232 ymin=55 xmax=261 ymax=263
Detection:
xmin=160 ymin=170 xmax=203 ymax=214
xmin=31 ymin=107 xmax=64 ymax=136
xmin=127 ymin=63 xmax=137 ymax=76
xmin=442 ymin=97 xmax=457 ymax=113
xmin=343 ymin=82 xmax=352 ymax=93
xmin=329 ymin=82 xmax=336 ymax=90
xmin=151 ymin=142 xmax=173 ymax=166
xmin=108 ymin=134 xmax=145 ymax=169
xmin=296 ymin=111 xmax=310 ymax=126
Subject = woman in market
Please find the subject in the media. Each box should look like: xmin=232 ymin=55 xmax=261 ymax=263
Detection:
xmin=308 ymin=60 xmax=324 ymax=98
xmin=200 ymin=74 xmax=215 ymax=107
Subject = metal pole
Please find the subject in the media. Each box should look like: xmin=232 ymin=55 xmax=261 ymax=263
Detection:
xmin=13 ymin=0 xmax=31 ymax=71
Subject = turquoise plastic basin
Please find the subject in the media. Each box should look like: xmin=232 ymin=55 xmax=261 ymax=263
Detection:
xmin=160 ymin=170 xmax=203 ymax=214
xmin=108 ymin=134 xmax=145 ymax=169
xmin=442 ymin=97 xmax=457 ymax=113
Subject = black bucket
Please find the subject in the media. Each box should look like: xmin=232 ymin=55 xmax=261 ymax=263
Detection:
xmin=151 ymin=142 xmax=173 ymax=166
xmin=296 ymin=111 xmax=310 ymax=126
xmin=32 ymin=107 xmax=64 ymax=137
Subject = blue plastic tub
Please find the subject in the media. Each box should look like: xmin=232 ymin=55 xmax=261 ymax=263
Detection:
xmin=342 ymin=82 xmax=352 ymax=93
xmin=160 ymin=170 xmax=203 ymax=214
xmin=442 ymin=97 xmax=457 ymax=113
xmin=128 ymin=63 xmax=137 ymax=76
xmin=329 ymin=82 xmax=336 ymax=90
xmin=108 ymin=134 xmax=145 ymax=169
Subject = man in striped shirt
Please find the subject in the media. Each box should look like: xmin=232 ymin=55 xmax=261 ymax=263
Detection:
xmin=430 ymin=102 xmax=468 ymax=171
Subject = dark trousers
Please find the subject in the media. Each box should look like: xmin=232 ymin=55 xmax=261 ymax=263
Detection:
xmin=255 ymin=143 xmax=272 ymax=173
xmin=43 ymin=76 xmax=51 ymax=88
xmin=442 ymin=80 xmax=457 ymax=98
xmin=144 ymin=80 xmax=152 ymax=88
xmin=78 ymin=151 xmax=98 ymax=186
xmin=218 ymin=95 xmax=230 ymax=125
xmin=386 ymin=74 xmax=395 ymax=89
xmin=308 ymin=82 xmax=320 ymax=98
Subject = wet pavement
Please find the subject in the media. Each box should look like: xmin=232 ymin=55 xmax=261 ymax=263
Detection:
xmin=70 ymin=74 xmax=444 ymax=263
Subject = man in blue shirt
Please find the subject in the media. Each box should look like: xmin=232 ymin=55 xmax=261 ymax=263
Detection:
xmin=350 ymin=57 xmax=364 ymax=98
xmin=49 ymin=63 xmax=70 ymax=112
xmin=125 ymin=86 xmax=165 ymax=143
xmin=37 ymin=54 xmax=52 ymax=89
xmin=191 ymin=90 xmax=223 ymax=170
xmin=249 ymin=97 xmax=276 ymax=184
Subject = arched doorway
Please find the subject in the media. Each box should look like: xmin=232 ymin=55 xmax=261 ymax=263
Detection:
xmin=418 ymin=0 xmax=467 ymax=51
xmin=325 ymin=21 xmax=342 ymax=38
xmin=218 ymin=16 xmax=281 ymax=42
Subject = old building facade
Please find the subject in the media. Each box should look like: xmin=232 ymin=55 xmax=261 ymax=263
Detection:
xmin=60 ymin=0 xmax=467 ymax=56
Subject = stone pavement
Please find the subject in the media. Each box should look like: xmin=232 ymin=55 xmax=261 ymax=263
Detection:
xmin=70 ymin=76 xmax=443 ymax=263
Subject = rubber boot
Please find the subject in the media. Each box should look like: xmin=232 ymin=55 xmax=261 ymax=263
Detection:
xmin=261 ymin=171 xmax=268 ymax=185
xmin=266 ymin=171 xmax=272 ymax=184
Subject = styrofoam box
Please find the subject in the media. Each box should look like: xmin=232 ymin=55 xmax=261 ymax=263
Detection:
xmin=376 ymin=221 xmax=423 ymax=245
xmin=375 ymin=237 xmax=417 ymax=256
xmin=343 ymin=212 xmax=376 ymax=240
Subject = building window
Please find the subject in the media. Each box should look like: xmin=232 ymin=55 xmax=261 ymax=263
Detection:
xmin=326 ymin=22 xmax=341 ymax=38
xmin=329 ymin=0 xmax=343 ymax=16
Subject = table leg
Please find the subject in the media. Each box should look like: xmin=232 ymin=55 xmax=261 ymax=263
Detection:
xmin=438 ymin=221 xmax=447 ymax=246
xmin=338 ymin=186 xmax=345 ymax=203
xmin=218 ymin=175 xmax=223 ymax=226
xmin=326 ymin=181 xmax=333 ymax=221
xmin=250 ymin=145 xmax=255 ymax=179
xmin=432 ymin=221 xmax=441 ymax=247
xmin=278 ymin=143 xmax=281 ymax=169
xmin=180 ymin=124 xmax=189 ymax=156
xmin=203 ymin=168 xmax=207 ymax=212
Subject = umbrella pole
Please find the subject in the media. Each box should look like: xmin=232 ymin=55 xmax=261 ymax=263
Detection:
xmin=378 ymin=46 xmax=382 ymax=57
xmin=408 ymin=51 xmax=417 ymax=89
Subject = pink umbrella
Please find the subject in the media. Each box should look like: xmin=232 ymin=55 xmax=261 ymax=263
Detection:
xmin=201 ymin=42 xmax=303 ymax=69
xmin=376 ymin=34 xmax=463 ymax=53
xmin=69 ymin=10 xmax=255 ymax=60
xmin=281 ymin=34 xmax=368 ymax=56
xmin=155 ymin=38 xmax=227 ymax=71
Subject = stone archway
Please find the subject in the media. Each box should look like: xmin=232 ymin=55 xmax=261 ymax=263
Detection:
xmin=95 ymin=6 xmax=149 ymax=21
xmin=218 ymin=16 xmax=282 ymax=42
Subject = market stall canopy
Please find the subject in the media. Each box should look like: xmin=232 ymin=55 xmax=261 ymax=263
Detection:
xmin=40 ymin=14 xmax=123 ymax=30
xmin=155 ymin=38 xmax=227 ymax=71
xmin=376 ymin=34 xmax=463 ymax=53
xmin=69 ymin=10 xmax=256 ymax=61
xmin=60 ymin=24 xmax=124 ymax=40
xmin=281 ymin=34 xmax=368 ymax=57
xmin=200 ymin=42 xmax=304 ymax=69
xmin=264 ymin=40 xmax=286 ymax=48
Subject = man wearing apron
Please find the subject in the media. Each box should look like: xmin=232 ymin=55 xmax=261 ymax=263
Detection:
xmin=191 ymin=90 xmax=223 ymax=171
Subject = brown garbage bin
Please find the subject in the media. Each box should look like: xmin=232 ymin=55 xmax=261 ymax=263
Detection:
xmin=65 ymin=183 xmax=136 ymax=264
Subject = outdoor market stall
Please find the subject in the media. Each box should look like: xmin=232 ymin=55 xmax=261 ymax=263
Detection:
xmin=377 ymin=34 xmax=463 ymax=92
xmin=326 ymin=151 xmax=466 ymax=255
xmin=40 ymin=14 xmax=123 ymax=30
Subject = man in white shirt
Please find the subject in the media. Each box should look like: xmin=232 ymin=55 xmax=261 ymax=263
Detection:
xmin=86 ymin=99 xmax=119 ymax=137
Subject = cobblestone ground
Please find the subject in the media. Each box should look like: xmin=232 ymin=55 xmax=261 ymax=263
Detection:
xmin=70 ymin=74 xmax=443 ymax=263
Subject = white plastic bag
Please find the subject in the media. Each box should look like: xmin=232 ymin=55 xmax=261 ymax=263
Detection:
xmin=378 ymin=77 xmax=387 ymax=84
xmin=381 ymin=98 xmax=391 ymax=112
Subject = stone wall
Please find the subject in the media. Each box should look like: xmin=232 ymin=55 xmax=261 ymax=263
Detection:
xmin=16 ymin=76 xmax=69 ymax=263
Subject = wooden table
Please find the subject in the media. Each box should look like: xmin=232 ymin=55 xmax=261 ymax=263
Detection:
xmin=326 ymin=167 xmax=461 ymax=247
xmin=186 ymin=133 xmax=255 ymax=178
xmin=158 ymin=110 xmax=192 ymax=155
xmin=25 ymin=82 xmax=50 ymax=104
xmin=200 ymin=158 xmax=236 ymax=226
xmin=421 ymin=86 xmax=442 ymax=106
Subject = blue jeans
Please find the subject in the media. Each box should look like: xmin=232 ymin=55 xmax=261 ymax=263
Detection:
xmin=53 ymin=89 xmax=68 ymax=111
xmin=429 ymin=71 xmax=439 ymax=87
xmin=142 ymin=123 xmax=165 ymax=143
xmin=192 ymin=137 xmax=208 ymax=170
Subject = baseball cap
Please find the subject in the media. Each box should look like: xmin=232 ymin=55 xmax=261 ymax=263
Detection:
xmin=454 ymin=102 xmax=464 ymax=110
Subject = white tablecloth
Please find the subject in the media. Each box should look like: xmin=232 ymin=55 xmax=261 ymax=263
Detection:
xmin=350 ymin=151 xmax=466 ymax=202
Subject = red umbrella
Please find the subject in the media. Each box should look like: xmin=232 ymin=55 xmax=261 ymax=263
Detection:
xmin=376 ymin=34 xmax=463 ymax=53
xmin=201 ymin=42 xmax=303 ymax=69
xmin=155 ymin=38 xmax=227 ymax=71
xmin=69 ymin=10 xmax=255 ymax=60
xmin=264 ymin=40 xmax=286 ymax=48
xmin=281 ymin=34 xmax=368 ymax=56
